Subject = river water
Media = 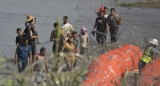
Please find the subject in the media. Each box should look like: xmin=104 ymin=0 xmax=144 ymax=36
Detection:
xmin=0 ymin=0 xmax=160 ymax=61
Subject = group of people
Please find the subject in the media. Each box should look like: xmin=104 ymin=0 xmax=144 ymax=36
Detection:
xmin=50 ymin=16 xmax=89 ymax=71
xmin=93 ymin=5 xmax=122 ymax=44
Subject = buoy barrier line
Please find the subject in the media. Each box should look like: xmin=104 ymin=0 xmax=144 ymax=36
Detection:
xmin=83 ymin=45 xmax=143 ymax=86
xmin=138 ymin=59 xmax=160 ymax=86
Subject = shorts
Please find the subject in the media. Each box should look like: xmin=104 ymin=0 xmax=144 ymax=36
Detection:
xmin=18 ymin=61 xmax=28 ymax=73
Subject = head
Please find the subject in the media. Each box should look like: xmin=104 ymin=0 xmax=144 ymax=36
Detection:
xmin=67 ymin=36 xmax=73 ymax=43
xmin=104 ymin=7 xmax=108 ymax=14
xmin=63 ymin=16 xmax=68 ymax=24
xmin=80 ymin=27 xmax=87 ymax=35
xmin=23 ymin=38 xmax=28 ymax=45
xmin=72 ymin=31 xmax=78 ymax=39
xmin=150 ymin=39 xmax=158 ymax=48
xmin=17 ymin=28 xmax=22 ymax=36
xmin=110 ymin=8 xmax=115 ymax=15
xmin=25 ymin=23 xmax=32 ymax=31
xmin=100 ymin=11 xmax=104 ymax=17
xmin=54 ymin=22 xmax=58 ymax=29
xmin=40 ymin=47 xmax=46 ymax=56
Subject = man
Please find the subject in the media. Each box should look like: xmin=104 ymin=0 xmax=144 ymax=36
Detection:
xmin=93 ymin=11 xmax=109 ymax=44
xmin=50 ymin=22 xmax=65 ymax=54
xmin=25 ymin=23 xmax=39 ymax=62
xmin=72 ymin=31 xmax=79 ymax=54
xmin=138 ymin=39 xmax=160 ymax=71
xmin=62 ymin=16 xmax=74 ymax=41
xmin=16 ymin=28 xmax=23 ymax=46
xmin=107 ymin=8 xmax=120 ymax=43
xmin=95 ymin=6 xmax=109 ymax=18
xmin=15 ymin=38 xmax=32 ymax=73
xmin=104 ymin=7 xmax=109 ymax=18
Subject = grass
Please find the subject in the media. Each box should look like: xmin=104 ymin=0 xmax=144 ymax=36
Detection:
xmin=119 ymin=1 xmax=160 ymax=9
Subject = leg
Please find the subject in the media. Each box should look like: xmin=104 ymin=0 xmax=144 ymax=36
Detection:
xmin=32 ymin=48 xmax=37 ymax=63
xmin=113 ymin=26 xmax=119 ymax=42
xmin=22 ymin=61 xmax=28 ymax=72
xmin=138 ymin=60 xmax=146 ymax=72
xmin=18 ymin=61 xmax=23 ymax=73
xmin=64 ymin=58 xmax=72 ymax=71
xmin=110 ymin=27 xmax=114 ymax=42
xmin=96 ymin=33 xmax=101 ymax=44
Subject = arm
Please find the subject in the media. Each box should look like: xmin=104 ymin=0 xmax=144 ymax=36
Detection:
xmin=115 ymin=15 xmax=120 ymax=23
xmin=15 ymin=52 xmax=18 ymax=64
xmin=75 ymin=46 xmax=79 ymax=53
xmin=31 ymin=35 xmax=39 ymax=40
xmin=29 ymin=52 xmax=32 ymax=65
xmin=45 ymin=57 xmax=49 ymax=73
xmin=87 ymin=36 xmax=89 ymax=48
xmin=106 ymin=23 xmax=109 ymax=33
xmin=62 ymin=43 xmax=66 ymax=52
xmin=93 ymin=22 xmax=97 ymax=31
xmin=50 ymin=32 xmax=57 ymax=42
xmin=95 ymin=9 xmax=100 ymax=13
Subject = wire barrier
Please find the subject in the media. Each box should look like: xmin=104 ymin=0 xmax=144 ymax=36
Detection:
xmin=83 ymin=45 xmax=143 ymax=86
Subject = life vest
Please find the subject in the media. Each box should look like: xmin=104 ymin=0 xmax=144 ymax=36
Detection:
xmin=141 ymin=47 xmax=153 ymax=63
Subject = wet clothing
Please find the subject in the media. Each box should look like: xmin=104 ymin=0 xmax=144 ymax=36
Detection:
xmin=110 ymin=26 xmax=119 ymax=42
xmin=16 ymin=35 xmax=23 ymax=46
xmin=64 ymin=42 xmax=75 ymax=62
xmin=33 ymin=55 xmax=47 ymax=82
xmin=138 ymin=44 xmax=159 ymax=71
xmin=18 ymin=61 xmax=28 ymax=73
xmin=62 ymin=23 xmax=74 ymax=40
xmin=16 ymin=45 xmax=32 ymax=62
xmin=16 ymin=45 xmax=31 ymax=73
xmin=96 ymin=32 xmax=106 ymax=44
xmin=51 ymin=29 xmax=64 ymax=53
xmin=107 ymin=14 xmax=119 ymax=42
xmin=95 ymin=17 xmax=107 ymax=32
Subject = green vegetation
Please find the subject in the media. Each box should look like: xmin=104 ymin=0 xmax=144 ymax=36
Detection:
xmin=119 ymin=1 xmax=160 ymax=9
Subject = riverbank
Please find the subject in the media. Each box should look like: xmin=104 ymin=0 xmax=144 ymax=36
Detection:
xmin=119 ymin=1 xmax=160 ymax=9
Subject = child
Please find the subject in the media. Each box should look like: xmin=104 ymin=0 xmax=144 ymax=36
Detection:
xmin=79 ymin=27 xmax=89 ymax=54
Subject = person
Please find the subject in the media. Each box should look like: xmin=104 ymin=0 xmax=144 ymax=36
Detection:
xmin=138 ymin=39 xmax=160 ymax=71
xmin=62 ymin=37 xmax=75 ymax=71
xmin=15 ymin=38 xmax=32 ymax=73
xmin=62 ymin=16 xmax=74 ymax=41
xmin=50 ymin=22 xmax=65 ymax=54
xmin=107 ymin=8 xmax=120 ymax=43
xmin=95 ymin=6 xmax=109 ymax=18
xmin=93 ymin=11 xmax=109 ymax=44
xmin=72 ymin=31 xmax=79 ymax=54
xmin=79 ymin=27 xmax=89 ymax=54
xmin=25 ymin=23 xmax=39 ymax=62
xmin=25 ymin=15 xmax=37 ymax=34
xmin=16 ymin=28 xmax=24 ymax=46
xmin=32 ymin=47 xmax=49 ymax=84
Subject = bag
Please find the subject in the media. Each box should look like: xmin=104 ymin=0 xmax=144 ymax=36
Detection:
xmin=118 ymin=17 xmax=122 ymax=25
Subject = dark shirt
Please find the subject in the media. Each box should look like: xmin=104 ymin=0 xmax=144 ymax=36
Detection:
xmin=73 ymin=39 xmax=79 ymax=49
xmin=95 ymin=17 xmax=107 ymax=32
xmin=30 ymin=31 xmax=38 ymax=49
xmin=51 ymin=29 xmax=64 ymax=45
xmin=16 ymin=35 xmax=23 ymax=46
xmin=16 ymin=45 xmax=32 ymax=62
xmin=107 ymin=14 xmax=119 ymax=27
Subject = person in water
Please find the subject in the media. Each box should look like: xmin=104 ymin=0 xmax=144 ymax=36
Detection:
xmin=62 ymin=37 xmax=75 ymax=71
xmin=15 ymin=38 xmax=32 ymax=73
xmin=32 ymin=47 xmax=49 ymax=84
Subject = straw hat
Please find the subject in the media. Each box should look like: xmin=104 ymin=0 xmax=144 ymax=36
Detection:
xmin=25 ymin=15 xmax=36 ymax=23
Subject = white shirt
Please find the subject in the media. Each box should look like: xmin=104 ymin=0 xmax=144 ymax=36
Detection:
xmin=79 ymin=33 xmax=88 ymax=48
xmin=104 ymin=14 xmax=109 ymax=18
xmin=62 ymin=23 xmax=74 ymax=36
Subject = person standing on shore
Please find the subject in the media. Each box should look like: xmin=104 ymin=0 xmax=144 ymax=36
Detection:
xmin=62 ymin=16 xmax=74 ymax=41
xmin=15 ymin=38 xmax=32 ymax=73
xmin=107 ymin=8 xmax=120 ymax=43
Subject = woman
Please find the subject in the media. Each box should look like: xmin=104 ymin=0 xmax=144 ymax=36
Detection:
xmin=107 ymin=8 xmax=120 ymax=42
xmin=62 ymin=37 xmax=75 ymax=71
xmin=32 ymin=47 xmax=49 ymax=84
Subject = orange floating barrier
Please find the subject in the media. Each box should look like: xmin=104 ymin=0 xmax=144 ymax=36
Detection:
xmin=84 ymin=45 xmax=143 ymax=86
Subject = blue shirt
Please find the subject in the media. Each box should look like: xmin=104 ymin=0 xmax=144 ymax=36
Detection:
xmin=16 ymin=45 xmax=32 ymax=62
